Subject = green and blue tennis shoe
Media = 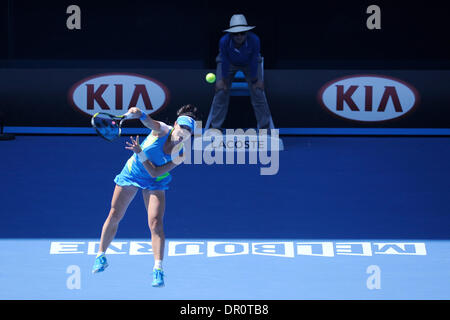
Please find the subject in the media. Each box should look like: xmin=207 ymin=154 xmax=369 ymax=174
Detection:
xmin=92 ymin=253 xmax=109 ymax=273
xmin=152 ymin=268 xmax=165 ymax=287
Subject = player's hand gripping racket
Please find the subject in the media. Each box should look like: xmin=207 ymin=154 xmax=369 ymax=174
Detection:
xmin=91 ymin=112 xmax=131 ymax=141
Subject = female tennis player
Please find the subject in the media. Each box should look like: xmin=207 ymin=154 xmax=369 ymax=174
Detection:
xmin=92 ymin=104 xmax=198 ymax=287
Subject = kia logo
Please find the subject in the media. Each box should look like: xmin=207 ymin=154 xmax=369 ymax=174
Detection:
xmin=318 ymin=74 xmax=419 ymax=122
xmin=68 ymin=73 xmax=170 ymax=117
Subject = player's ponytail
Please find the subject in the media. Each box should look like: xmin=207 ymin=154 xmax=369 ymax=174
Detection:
xmin=176 ymin=104 xmax=199 ymax=120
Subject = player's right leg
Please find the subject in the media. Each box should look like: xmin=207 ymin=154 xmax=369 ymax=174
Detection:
xmin=92 ymin=184 xmax=138 ymax=273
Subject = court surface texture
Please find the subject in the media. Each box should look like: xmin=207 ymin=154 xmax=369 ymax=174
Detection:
xmin=0 ymin=135 xmax=449 ymax=299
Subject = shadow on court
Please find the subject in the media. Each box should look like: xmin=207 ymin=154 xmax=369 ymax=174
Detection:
xmin=1 ymin=135 xmax=449 ymax=240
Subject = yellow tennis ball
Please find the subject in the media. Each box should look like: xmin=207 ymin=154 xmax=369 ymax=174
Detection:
xmin=205 ymin=73 xmax=216 ymax=83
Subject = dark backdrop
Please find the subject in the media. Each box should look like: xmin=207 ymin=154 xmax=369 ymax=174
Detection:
xmin=1 ymin=0 xmax=449 ymax=69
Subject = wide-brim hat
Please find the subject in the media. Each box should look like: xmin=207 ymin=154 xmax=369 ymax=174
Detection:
xmin=223 ymin=14 xmax=255 ymax=33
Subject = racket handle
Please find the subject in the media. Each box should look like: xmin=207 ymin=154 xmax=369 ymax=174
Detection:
xmin=122 ymin=111 xmax=132 ymax=119
xmin=122 ymin=109 xmax=145 ymax=120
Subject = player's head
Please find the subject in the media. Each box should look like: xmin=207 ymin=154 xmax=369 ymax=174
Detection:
xmin=172 ymin=104 xmax=198 ymax=143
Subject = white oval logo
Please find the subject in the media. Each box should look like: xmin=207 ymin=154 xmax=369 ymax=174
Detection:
xmin=68 ymin=73 xmax=170 ymax=116
xmin=318 ymin=74 xmax=419 ymax=122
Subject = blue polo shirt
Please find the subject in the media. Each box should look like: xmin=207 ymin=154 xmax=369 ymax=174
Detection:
xmin=219 ymin=32 xmax=260 ymax=81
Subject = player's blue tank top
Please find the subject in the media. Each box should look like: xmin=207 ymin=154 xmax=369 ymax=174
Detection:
xmin=124 ymin=127 xmax=183 ymax=181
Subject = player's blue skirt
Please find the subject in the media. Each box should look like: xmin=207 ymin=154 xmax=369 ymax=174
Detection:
xmin=114 ymin=167 xmax=172 ymax=191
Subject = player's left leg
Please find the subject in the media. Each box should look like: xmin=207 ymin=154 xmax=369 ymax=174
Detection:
xmin=142 ymin=189 xmax=166 ymax=287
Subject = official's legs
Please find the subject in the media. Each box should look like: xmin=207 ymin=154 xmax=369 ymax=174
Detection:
xmin=249 ymin=88 xmax=272 ymax=129
xmin=205 ymin=56 xmax=235 ymax=129
xmin=208 ymin=88 xmax=231 ymax=129
xmin=98 ymin=185 xmax=138 ymax=253
xmin=142 ymin=189 xmax=166 ymax=265
xmin=244 ymin=57 xmax=272 ymax=129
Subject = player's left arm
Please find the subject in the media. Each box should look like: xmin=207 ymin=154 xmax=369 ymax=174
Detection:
xmin=140 ymin=157 xmax=184 ymax=178
xmin=143 ymin=143 xmax=185 ymax=178
xmin=125 ymin=136 xmax=185 ymax=178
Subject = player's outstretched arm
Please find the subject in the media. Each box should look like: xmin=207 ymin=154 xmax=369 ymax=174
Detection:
xmin=125 ymin=107 xmax=165 ymax=133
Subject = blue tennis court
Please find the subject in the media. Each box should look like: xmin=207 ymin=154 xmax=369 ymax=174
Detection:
xmin=1 ymin=135 xmax=449 ymax=299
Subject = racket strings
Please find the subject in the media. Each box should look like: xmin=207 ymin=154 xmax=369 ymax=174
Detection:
xmin=93 ymin=115 xmax=121 ymax=141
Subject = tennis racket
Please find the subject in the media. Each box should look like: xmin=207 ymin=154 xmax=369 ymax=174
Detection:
xmin=91 ymin=112 xmax=130 ymax=141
